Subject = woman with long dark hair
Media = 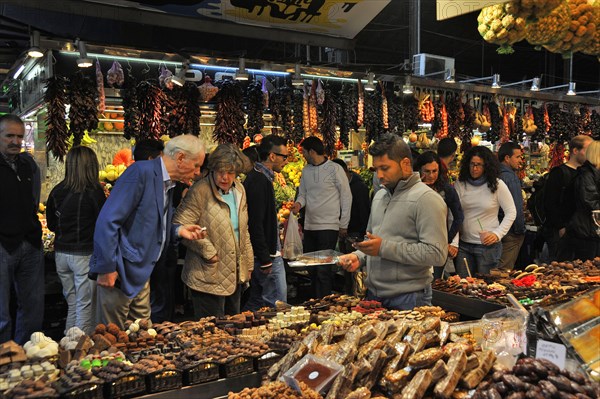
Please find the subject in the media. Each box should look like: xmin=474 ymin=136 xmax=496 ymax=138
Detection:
xmin=47 ymin=146 xmax=106 ymax=334
xmin=414 ymin=151 xmax=464 ymax=279
xmin=454 ymin=146 xmax=516 ymax=276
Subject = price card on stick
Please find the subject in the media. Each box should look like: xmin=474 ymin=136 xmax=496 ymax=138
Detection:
xmin=535 ymin=339 xmax=566 ymax=369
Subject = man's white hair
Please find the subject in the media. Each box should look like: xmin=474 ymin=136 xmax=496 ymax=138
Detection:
xmin=164 ymin=134 xmax=205 ymax=159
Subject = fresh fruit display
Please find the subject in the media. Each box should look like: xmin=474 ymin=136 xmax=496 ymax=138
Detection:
xmin=544 ymin=0 xmax=597 ymax=56
xmin=276 ymin=201 xmax=294 ymax=224
xmin=477 ymin=2 xmax=528 ymax=54
xmin=99 ymin=163 xmax=127 ymax=182
xmin=280 ymin=156 xmax=304 ymax=188
xmin=526 ymin=0 xmax=571 ymax=46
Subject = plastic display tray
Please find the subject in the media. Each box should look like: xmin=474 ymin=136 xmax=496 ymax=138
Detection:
xmin=145 ymin=369 xmax=182 ymax=394
xmin=218 ymin=356 xmax=254 ymax=378
xmin=103 ymin=373 xmax=146 ymax=399
xmin=432 ymin=289 xmax=505 ymax=319
xmin=182 ymin=361 xmax=220 ymax=386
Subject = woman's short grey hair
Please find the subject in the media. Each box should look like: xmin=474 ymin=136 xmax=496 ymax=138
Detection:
xmin=208 ymin=143 xmax=252 ymax=174
xmin=164 ymin=134 xmax=205 ymax=159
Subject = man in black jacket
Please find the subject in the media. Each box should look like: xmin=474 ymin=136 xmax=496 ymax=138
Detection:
xmin=0 ymin=115 xmax=44 ymax=344
xmin=543 ymin=135 xmax=592 ymax=261
xmin=243 ymin=135 xmax=288 ymax=310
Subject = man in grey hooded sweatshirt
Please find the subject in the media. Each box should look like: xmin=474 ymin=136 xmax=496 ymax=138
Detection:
xmin=338 ymin=133 xmax=448 ymax=310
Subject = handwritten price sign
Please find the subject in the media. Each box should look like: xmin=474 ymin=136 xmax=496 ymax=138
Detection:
xmin=536 ymin=339 xmax=566 ymax=369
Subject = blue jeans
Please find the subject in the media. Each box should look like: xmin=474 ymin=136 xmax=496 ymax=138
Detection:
xmin=456 ymin=241 xmax=502 ymax=277
xmin=366 ymin=288 xmax=428 ymax=311
xmin=0 ymin=241 xmax=44 ymax=344
xmin=243 ymin=257 xmax=287 ymax=311
xmin=55 ymin=251 xmax=95 ymax=335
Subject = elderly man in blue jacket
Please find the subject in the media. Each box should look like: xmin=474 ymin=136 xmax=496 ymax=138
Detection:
xmin=90 ymin=134 xmax=206 ymax=328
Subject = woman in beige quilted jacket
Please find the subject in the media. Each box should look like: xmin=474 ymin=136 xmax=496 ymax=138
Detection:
xmin=173 ymin=144 xmax=254 ymax=318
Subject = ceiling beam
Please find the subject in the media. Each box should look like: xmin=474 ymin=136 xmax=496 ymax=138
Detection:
xmin=0 ymin=0 xmax=355 ymax=50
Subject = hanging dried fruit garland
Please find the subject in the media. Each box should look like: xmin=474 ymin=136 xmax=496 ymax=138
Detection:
xmin=531 ymin=106 xmax=545 ymax=141
xmin=337 ymin=84 xmax=354 ymax=147
xmin=549 ymin=142 xmax=566 ymax=169
xmin=309 ymin=81 xmax=319 ymax=135
xmin=589 ymin=110 xmax=600 ymax=139
xmin=321 ymin=85 xmax=338 ymax=158
xmin=291 ymin=90 xmax=304 ymax=143
xmin=270 ymin=86 xmax=293 ymax=137
xmin=459 ymin=98 xmax=476 ymax=153
xmin=357 ymin=80 xmax=364 ymax=129
xmin=381 ymin=83 xmax=389 ymax=130
xmin=68 ymin=71 xmax=99 ymax=147
xmin=403 ymin=95 xmax=420 ymax=133
xmin=364 ymin=88 xmax=383 ymax=144
xmin=246 ymin=81 xmax=265 ymax=138
xmin=163 ymin=82 xmax=201 ymax=137
xmin=44 ymin=76 xmax=69 ymax=161
xmin=487 ymin=100 xmax=502 ymax=143
xmin=213 ymin=80 xmax=246 ymax=146
xmin=95 ymin=61 xmax=105 ymax=113
xmin=433 ymin=97 xmax=448 ymax=139
xmin=122 ymin=69 xmax=140 ymax=140
xmin=387 ymin=90 xmax=403 ymax=133
xmin=137 ymin=81 xmax=167 ymax=140
xmin=446 ymin=94 xmax=462 ymax=138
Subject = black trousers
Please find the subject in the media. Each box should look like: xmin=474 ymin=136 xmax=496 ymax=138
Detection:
xmin=190 ymin=285 xmax=242 ymax=318
xmin=149 ymin=245 xmax=177 ymax=323
xmin=304 ymin=229 xmax=339 ymax=299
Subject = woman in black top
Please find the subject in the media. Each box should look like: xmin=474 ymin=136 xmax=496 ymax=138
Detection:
xmin=47 ymin=146 xmax=105 ymax=335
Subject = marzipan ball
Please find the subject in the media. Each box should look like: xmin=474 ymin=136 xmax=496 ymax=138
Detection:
xmin=94 ymin=324 xmax=106 ymax=335
xmin=104 ymin=333 xmax=117 ymax=345
xmin=106 ymin=323 xmax=120 ymax=337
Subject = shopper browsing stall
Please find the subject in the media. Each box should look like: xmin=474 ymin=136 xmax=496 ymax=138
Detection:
xmin=90 ymin=134 xmax=206 ymax=329
xmin=243 ymin=135 xmax=288 ymax=310
xmin=0 ymin=115 xmax=43 ymax=345
xmin=455 ymin=146 xmax=516 ymax=277
xmin=414 ymin=151 xmax=464 ymax=280
xmin=337 ymin=133 xmax=447 ymax=310
xmin=46 ymin=146 xmax=106 ymax=335
xmin=497 ymin=142 xmax=526 ymax=270
xmin=174 ymin=144 xmax=254 ymax=318
xmin=292 ymin=136 xmax=352 ymax=299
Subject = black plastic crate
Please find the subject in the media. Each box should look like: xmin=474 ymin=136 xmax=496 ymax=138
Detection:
xmin=254 ymin=351 xmax=282 ymax=372
xmin=219 ymin=356 xmax=254 ymax=378
xmin=58 ymin=382 xmax=103 ymax=399
xmin=182 ymin=361 xmax=220 ymax=386
xmin=145 ymin=369 xmax=182 ymax=394
xmin=102 ymin=373 xmax=146 ymax=399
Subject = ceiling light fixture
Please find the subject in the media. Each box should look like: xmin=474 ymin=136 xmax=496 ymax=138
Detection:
xmin=235 ymin=57 xmax=249 ymax=81
xmin=13 ymin=64 xmax=25 ymax=79
xmin=566 ymin=82 xmax=576 ymax=96
xmin=171 ymin=63 xmax=188 ymax=87
xmin=364 ymin=72 xmax=376 ymax=91
xmin=531 ymin=77 xmax=540 ymax=91
xmin=27 ymin=30 xmax=43 ymax=58
xmin=292 ymin=64 xmax=304 ymax=86
xmin=75 ymin=39 xmax=92 ymax=68
xmin=491 ymin=73 xmax=501 ymax=89
xmin=403 ymin=76 xmax=414 ymax=94
xmin=444 ymin=68 xmax=455 ymax=83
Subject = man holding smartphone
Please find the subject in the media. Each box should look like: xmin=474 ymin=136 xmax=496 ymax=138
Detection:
xmin=338 ymin=133 xmax=447 ymax=310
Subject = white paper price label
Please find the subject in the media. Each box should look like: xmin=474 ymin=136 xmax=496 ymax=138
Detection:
xmin=535 ymin=339 xmax=566 ymax=369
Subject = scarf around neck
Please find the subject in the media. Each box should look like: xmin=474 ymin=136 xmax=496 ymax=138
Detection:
xmin=467 ymin=176 xmax=487 ymax=187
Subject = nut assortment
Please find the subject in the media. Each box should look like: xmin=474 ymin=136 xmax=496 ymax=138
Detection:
xmin=473 ymin=357 xmax=600 ymax=399
xmin=228 ymin=380 xmax=322 ymax=399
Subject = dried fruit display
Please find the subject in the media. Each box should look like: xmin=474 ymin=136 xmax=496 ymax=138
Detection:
xmin=459 ymin=99 xmax=476 ymax=153
xmin=472 ymin=357 xmax=600 ymax=399
xmin=270 ymin=86 xmax=293 ymax=136
xmin=582 ymin=2 xmax=600 ymax=56
xmin=589 ymin=110 xmax=600 ymax=138
xmin=418 ymin=94 xmax=435 ymax=123
xmin=357 ymin=80 xmax=364 ymax=128
xmin=364 ymin=89 xmax=383 ymax=143
xmin=68 ymin=70 xmax=99 ymax=147
xmin=106 ymin=60 xmax=124 ymax=87
xmin=477 ymin=2 xmax=528 ymax=54
xmin=198 ymin=75 xmax=219 ymax=102
xmin=309 ymin=81 xmax=319 ymax=135
xmin=526 ymin=1 xmax=571 ymax=46
xmin=544 ymin=0 xmax=597 ymax=56
xmin=446 ymin=94 xmax=462 ymax=138
xmin=403 ymin=95 xmax=420 ymax=133
xmin=382 ymin=84 xmax=389 ymax=130
xmin=488 ymin=100 xmax=502 ymax=143
xmin=433 ymin=98 xmax=449 ymax=139
xmin=321 ymin=85 xmax=338 ymax=158
xmin=137 ymin=81 xmax=166 ymax=140
xmin=291 ymin=90 xmax=304 ymax=143
xmin=337 ymin=84 xmax=353 ymax=147
xmin=387 ymin=89 xmax=403 ymax=133
xmin=213 ymin=80 xmax=246 ymax=146
xmin=164 ymin=82 xmax=200 ymax=137
xmin=44 ymin=76 xmax=69 ymax=161
xmin=246 ymin=81 xmax=265 ymax=137
xmin=95 ymin=60 xmax=105 ymax=113
xmin=122 ymin=69 xmax=140 ymax=140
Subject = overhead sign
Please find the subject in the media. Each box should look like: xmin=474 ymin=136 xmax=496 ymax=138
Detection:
xmin=436 ymin=0 xmax=503 ymax=21
xmin=86 ymin=0 xmax=390 ymax=39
